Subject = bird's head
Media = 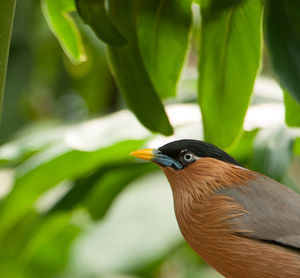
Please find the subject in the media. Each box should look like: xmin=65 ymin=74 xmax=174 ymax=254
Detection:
xmin=131 ymin=139 xmax=239 ymax=170
xmin=131 ymin=139 xmax=243 ymax=194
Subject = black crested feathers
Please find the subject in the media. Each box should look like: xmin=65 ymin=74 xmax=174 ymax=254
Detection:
xmin=158 ymin=139 xmax=240 ymax=166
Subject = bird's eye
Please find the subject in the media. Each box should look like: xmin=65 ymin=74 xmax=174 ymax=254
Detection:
xmin=183 ymin=152 xmax=194 ymax=162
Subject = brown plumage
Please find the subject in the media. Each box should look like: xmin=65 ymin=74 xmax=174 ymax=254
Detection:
xmin=131 ymin=139 xmax=300 ymax=277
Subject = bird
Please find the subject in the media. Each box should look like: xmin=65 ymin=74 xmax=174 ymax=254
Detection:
xmin=130 ymin=139 xmax=300 ymax=278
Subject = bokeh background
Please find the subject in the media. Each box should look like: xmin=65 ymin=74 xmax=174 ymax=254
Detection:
xmin=1 ymin=0 xmax=300 ymax=277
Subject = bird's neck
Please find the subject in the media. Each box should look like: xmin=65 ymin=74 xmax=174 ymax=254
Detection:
xmin=160 ymin=158 xmax=253 ymax=250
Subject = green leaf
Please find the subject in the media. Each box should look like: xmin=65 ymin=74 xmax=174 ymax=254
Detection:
xmin=75 ymin=0 xmax=127 ymax=47
xmin=107 ymin=0 xmax=173 ymax=136
xmin=41 ymin=0 xmax=86 ymax=64
xmin=0 ymin=123 xmax=69 ymax=166
xmin=20 ymin=213 xmax=81 ymax=278
xmin=0 ymin=110 xmax=150 ymax=166
xmin=0 ymin=140 xmax=146 ymax=237
xmin=284 ymin=91 xmax=300 ymax=127
xmin=0 ymin=0 xmax=16 ymax=120
xmin=48 ymin=162 xmax=156 ymax=218
xmin=48 ymin=167 xmax=109 ymax=214
xmin=82 ymin=163 xmax=157 ymax=219
xmin=137 ymin=0 xmax=192 ymax=99
xmin=68 ymin=172 xmax=182 ymax=275
xmin=0 ymin=259 xmax=23 ymax=278
xmin=201 ymin=0 xmax=244 ymax=11
xmin=252 ymin=126 xmax=294 ymax=181
xmin=293 ymin=137 xmax=300 ymax=157
xmin=0 ymin=109 xmax=152 ymax=236
xmin=198 ymin=0 xmax=262 ymax=148
xmin=264 ymin=1 xmax=300 ymax=104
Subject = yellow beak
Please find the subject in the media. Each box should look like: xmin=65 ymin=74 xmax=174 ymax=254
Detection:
xmin=130 ymin=148 xmax=183 ymax=169
xmin=130 ymin=149 xmax=155 ymax=161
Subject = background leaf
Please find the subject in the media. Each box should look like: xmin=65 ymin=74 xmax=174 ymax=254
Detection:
xmin=227 ymin=128 xmax=259 ymax=165
xmin=3 ymin=0 xmax=300 ymax=277
xmin=107 ymin=0 xmax=173 ymax=136
xmin=82 ymin=163 xmax=157 ymax=220
xmin=198 ymin=0 xmax=262 ymax=148
xmin=137 ymin=0 xmax=192 ymax=99
xmin=264 ymin=1 xmax=300 ymax=104
xmin=67 ymin=172 xmax=182 ymax=276
xmin=0 ymin=0 xmax=16 ymax=119
xmin=0 ymin=140 xmax=144 ymax=236
xmin=201 ymin=0 xmax=244 ymax=11
xmin=41 ymin=0 xmax=86 ymax=64
xmin=252 ymin=125 xmax=294 ymax=181
xmin=0 ymin=109 xmax=152 ymax=235
xmin=76 ymin=0 xmax=127 ymax=47
xmin=284 ymin=91 xmax=300 ymax=127
xmin=20 ymin=213 xmax=81 ymax=278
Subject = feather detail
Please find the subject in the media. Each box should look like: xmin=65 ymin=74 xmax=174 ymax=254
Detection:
xmin=161 ymin=157 xmax=300 ymax=277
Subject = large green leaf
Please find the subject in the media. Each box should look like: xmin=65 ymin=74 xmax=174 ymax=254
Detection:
xmin=76 ymin=0 xmax=127 ymax=47
xmin=137 ymin=0 xmax=192 ymax=99
xmin=41 ymin=0 xmax=86 ymax=64
xmin=0 ymin=0 xmax=16 ymax=120
xmin=0 ymin=110 xmax=152 ymax=236
xmin=264 ymin=1 xmax=300 ymax=104
xmin=107 ymin=0 xmax=173 ymax=136
xmin=0 ymin=140 xmax=145 ymax=237
xmin=284 ymin=91 xmax=300 ymax=127
xmin=198 ymin=0 xmax=262 ymax=148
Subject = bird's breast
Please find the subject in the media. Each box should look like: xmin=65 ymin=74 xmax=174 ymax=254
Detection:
xmin=172 ymin=189 xmax=300 ymax=278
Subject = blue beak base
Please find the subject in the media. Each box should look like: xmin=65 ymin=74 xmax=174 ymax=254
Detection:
xmin=152 ymin=149 xmax=183 ymax=170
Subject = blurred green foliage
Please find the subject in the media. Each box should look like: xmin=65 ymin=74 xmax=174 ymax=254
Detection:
xmin=0 ymin=0 xmax=300 ymax=278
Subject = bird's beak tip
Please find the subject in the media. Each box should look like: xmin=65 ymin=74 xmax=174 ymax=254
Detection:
xmin=130 ymin=148 xmax=155 ymax=161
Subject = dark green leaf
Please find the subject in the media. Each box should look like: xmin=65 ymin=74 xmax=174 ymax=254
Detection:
xmin=0 ymin=0 xmax=16 ymax=120
xmin=201 ymin=0 xmax=244 ymax=11
xmin=108 ymin=0 xmax=173 ymax=136
xmin=82 ymin=163 xmax=157 ymax=219
xmin=41 ymin=0 xmax=86 ymax=64
xmin=264 ymin=1 xmax=300 ymax=104
xmin=137 ymin=0 xmax=192 ymax=99
xmin=284 ymin=91 xmax=300 ymax=127
xmin=48 ymin=161 xmax=154 ymax=215
xmin=252 ymin=126 xmax=294 ymax=181
xmin=48 ymin=167 xmax=109 ymax=213
xmin=198 ymin=0 xmax=262 ymax=148
xmin=51 ymin=163 xmax=156 ymax=220
xmin=76 ymin=0 xmax=127 ymax=47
